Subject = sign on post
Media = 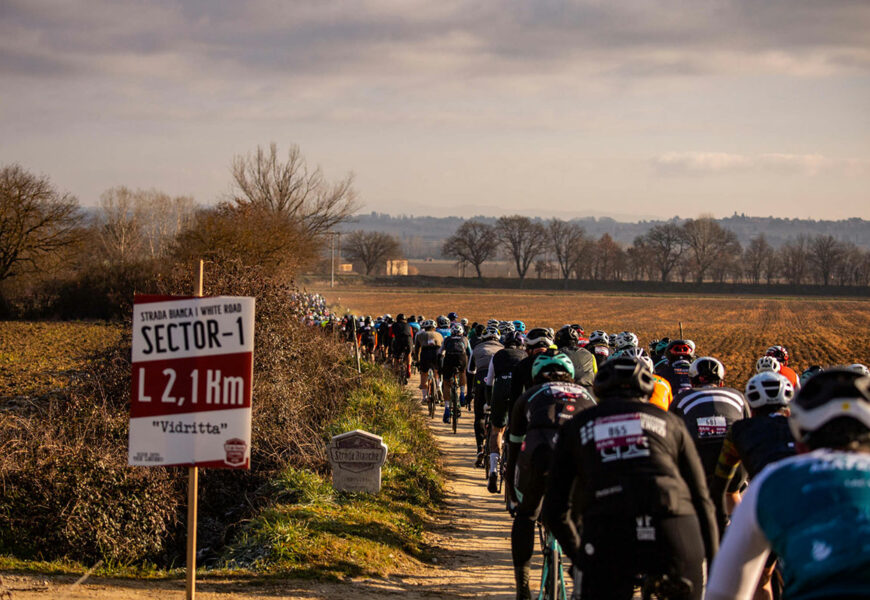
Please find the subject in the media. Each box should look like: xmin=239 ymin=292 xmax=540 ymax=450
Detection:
xmin=129 ymin=295 xmax=255 ymax=469
xmin=327 ymin=430 xmax=388 ymax=493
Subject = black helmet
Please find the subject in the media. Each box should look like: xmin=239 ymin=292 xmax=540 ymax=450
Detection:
xmin=396 ymin=313 xmax=406 ymax=322
xmin=789 ymin=369 xmax=870 ymax=447
xmin=448 ymin=312 xmax=458 ymax=321
xmin=554 ymin=325 xmax=580 ymax=349
xmin=593 ymin=357 xmax=656 ymax=399
xmin=525 ymin=327 xmax=555 ymax=350
xmin=503 ymin=330 xmax=526 ymax=349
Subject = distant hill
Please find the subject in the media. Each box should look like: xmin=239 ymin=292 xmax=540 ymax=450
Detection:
xmin=338 ymin=212 xmax=870 ymax=259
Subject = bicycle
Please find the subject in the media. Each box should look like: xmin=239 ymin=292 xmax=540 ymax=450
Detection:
xmin=537 ymin=523 xmax=567 ymax=600
xmin=426 ymin=368 xmax=441 ymax=419
xmin=448 ymin=373 xmax=460 ymax=434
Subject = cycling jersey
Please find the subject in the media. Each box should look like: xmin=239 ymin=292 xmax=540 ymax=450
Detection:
xmin=542 ymin=396 xmax=718 ymax=600
xmin=435 ymin=326 xmax=451 ymax=340
xmin=649 ymin=374 xmax=673 ymax=411
xmin=557 ymin=345 xmax=597 ymax=387
xmin=778 ymin=364 xmax=800 ymax=389
xmin=391 ymin=321 xmax=414 ymax=355
xmin=586 ymin=342 xmax=610 ymax=366
xmin=656 ymin=359 xmax=693 ymax=393
xmin=707 ymin=449 xmax=870 ymax=600
xmin=414 ymin=330 xmax=443 ymax=372
xmin=468 ymin=339 xmax=502 ymax=380
xmin=486 ymin=347 xmax=526 ymax=428
xmin=670 ymin=385 xmax=750 ymax=490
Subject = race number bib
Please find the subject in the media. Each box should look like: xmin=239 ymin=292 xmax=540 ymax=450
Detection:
xmin=696 ymin=416 xmax=727 ymax=438
xmin=594 ymin=414 xmax=644 ymax=451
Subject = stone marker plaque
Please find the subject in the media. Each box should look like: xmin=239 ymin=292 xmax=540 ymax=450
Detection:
xmin=327 ymin=429 xmax=388 ymax=493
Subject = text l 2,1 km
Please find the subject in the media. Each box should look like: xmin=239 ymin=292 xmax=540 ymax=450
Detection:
xmin=128 ymin=294 xmax=255 ymax=469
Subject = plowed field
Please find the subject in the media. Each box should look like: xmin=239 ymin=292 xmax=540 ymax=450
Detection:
xmin=325 ymin=287 xmax=870 ymax=387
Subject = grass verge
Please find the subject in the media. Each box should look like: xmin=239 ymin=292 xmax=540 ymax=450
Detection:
xmin=217 ymin=362 xmax=443 ymax=580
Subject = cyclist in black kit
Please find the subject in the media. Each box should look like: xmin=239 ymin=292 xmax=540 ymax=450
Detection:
xmin=485 ymin=330 xmax=527 ymax=493
xmin=542 ymin=356 xmax=718 ymax=600
xmin=506 ymin=350 xmax=597 ymax=600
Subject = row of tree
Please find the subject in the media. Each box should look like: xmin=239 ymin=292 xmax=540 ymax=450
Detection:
xmin=440 ymin=216 xmax=870 ymax=286
xmin=0 ymin=144 xmax=358 ymax=315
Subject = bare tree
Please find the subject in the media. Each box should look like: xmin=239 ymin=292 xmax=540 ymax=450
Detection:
xmin=230 ymin=143 xmax=359 ymax=237
xmin=592 ymin=234 xmax=626 ymax=280
xmin=634 ymin=223 xmax=687 ymax=282
xmin=441 ymin=220 xmax=498 ymax=278
xmin=495 ymin=215 xmax=548 ymax=280
xmin=344 ymin=230 xmax=401 ymax=275
xmin=547 ymin=219 xmax=588 ymax=280
xmin=778 ymin=234 xmax=811 ymax=285
xmin=682 ymin=217 xmax=741 ymax=283
xmin=809 ymin=234 xmax=846 ymax=286
xmin=743 ymin=234 xmax=775 ymax=284
xmin=0 ymin=164 xmax=82 ymax=282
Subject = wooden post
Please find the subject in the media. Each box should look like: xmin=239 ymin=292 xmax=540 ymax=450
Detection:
xmin=187 ymin=259 xmax=204 ymax=600
xmin=679 ymin=321 xmax=684 ymax=339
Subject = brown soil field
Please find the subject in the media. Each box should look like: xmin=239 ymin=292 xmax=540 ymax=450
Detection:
xmin=323 ymin=286 xmax=870 ymax=388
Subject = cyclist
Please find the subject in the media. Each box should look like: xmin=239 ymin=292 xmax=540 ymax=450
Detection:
xmin=618 ymin=347 xmax=673 ymax=411
xmin=414 ymin=319 xmax=444 ymax=406
xmin=509 ymin=328 xmax=557 ymax=407
xmin=435 ymin=315 xmax=452 ymax=340
xmin=440 ymin=323 xmax=470 ymax=423
xmin=408 ymin=314 xmax=420 ymax=334
xmin=376 ymin=315 xmax=392 ymax=360
xmin=359 ymin=316 xmax=377 ymax=360
xmin=709 ymin=371 xmax=796 ymax=600
xmin=543 ymin=357 xmax=718 ymax=600
xmin=554 ymin=324 xmax=596 ymax=387
xmin=655 ymin=339 xmax=696 ymax=393
xmin=764 ymin=345 xmax=799 ymax=389
xmin=707 ymin=369 xmax=870 ymax=599
xmin=469 ymin=326 xmax=504 ymax=466
xmin=390 ymin=313 xmax=414 ymax=379
xmin=485 ymin=330 xmax=527 ymax=493
xmin=448 ymin=311 xmax=459 ymax=324
xmin=506 ymin=351 xmax=596 ymax=600
xmin=670 ymin=357 xmax=750 ymax=498
xmin=799 ymin=365 xmax=823 ymax=387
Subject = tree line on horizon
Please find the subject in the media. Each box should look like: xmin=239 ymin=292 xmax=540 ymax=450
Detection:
xmin=435 ymin=216 xmax=870 ymax=287
xmin=0 ymin=143 xmax=358 ymax=317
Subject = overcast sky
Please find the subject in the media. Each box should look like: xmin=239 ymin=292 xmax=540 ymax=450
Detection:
xmin=2 ymin=0 xmax=869 ymax=220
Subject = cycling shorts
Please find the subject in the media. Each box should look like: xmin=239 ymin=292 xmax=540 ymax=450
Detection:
xmin=441 ymin=353 xmax=467 ymax=380
xmin=574 ymin=514 xmax=705 ymax=600
xmin=392 ymin=339 xmax=412 ymax=357
xmin=418 ymin=353 xmax=440 ymax=374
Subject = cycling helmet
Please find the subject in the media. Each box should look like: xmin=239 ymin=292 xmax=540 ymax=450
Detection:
xmin=500 ymin=321 xmax=516 ymax=334
xmin=503 ymin=330 xmax=525 ymax=349
xmin=654 ymin=337 xmax=671 ymax=354
xmin=460 ymin=318 xmax=469 ymax=327
xmin=589 ymin=330 xmax=609 ymax=346
xmin=554 ymin=325 xmax=580 ymax=348
xmin=689 ymin=357 xmax=725 ymax=384
xmin=756 ymin=356 xmax=780 ymax=374
xmin=421 ymin=319 xmax=435 ymax=329
xmin=480 ymin=326 xmax=500 ymax=341
xmin=384 ymin=314 xmax=392 ymax=320
xmin=436 ymin=315 xmax=450 ymax=328
xmin=849 ymin=363 xmax=870 ymax=377
xmin=666 ymin=339 xmax=695 ymax=361
xmin=800 ymin=365 xmax=823 ymax=387
xmin=766 ymin=345 xmax=790 ymax=365
xmin=513 ymin=320 xmax=526 ymax=332
xmin=593 ymin=357 xmax=656 ymax=399
xmin=447 ymin=312 xmax=459 ymax=321
xmin=616 ymin=332 xmax=639 ymax=350
xmin=364 ymin=316 xmax=372 ymax=325
xmin=532 ymin=350 xmax=575 ymax=382
xmin=745 ymin=371 xmax=794 ymax=409
xmin=408 ymin=315 xmax=417 ymax=323
xmin=525 ymin=327 xmax=555 ymax=349
xmin=450 ymin=324 xmax=464 ymax=336
xmin=789 ymin=369 xmax=870 ymax=446
xmin=615 ymin=347 xmax=654 ymax=371
xmin=486 ymin=319 xmax=499 ymax=328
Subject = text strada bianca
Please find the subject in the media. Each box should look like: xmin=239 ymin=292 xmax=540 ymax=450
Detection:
xmin=128 ymin=295 xmax=255 ymax=469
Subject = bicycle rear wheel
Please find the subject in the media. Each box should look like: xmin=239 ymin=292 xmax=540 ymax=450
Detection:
xmin=427 ymin=374 xmax=436 ymax=418
xmin=451 ymin=380 xmax=459 ymax=434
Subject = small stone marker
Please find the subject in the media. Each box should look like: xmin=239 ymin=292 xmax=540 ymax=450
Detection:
xmin=327 ymin=429 xmax=388 ymax=493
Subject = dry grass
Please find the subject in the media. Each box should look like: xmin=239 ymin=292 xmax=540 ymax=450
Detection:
xmin=325 ymin=286 xmax=870 ymax=387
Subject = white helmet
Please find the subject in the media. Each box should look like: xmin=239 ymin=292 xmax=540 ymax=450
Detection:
xmin=745 ymin=371 xmax=794 ymax=409
xmin=589 ymin=330 xmax=609 ymax=345
xmin=756 ymin=356 xmax=781 ymax=374
xmin=848 ymin=363 xmax=870 ymax=377
xmin=450 ymin=323 xmax=464 ymax=336
xmin=615 ymin=332 xmax=639 ymax=350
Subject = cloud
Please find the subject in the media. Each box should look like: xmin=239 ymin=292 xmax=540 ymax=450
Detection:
xmin=651 ymin=152 xmax=870 ymax=176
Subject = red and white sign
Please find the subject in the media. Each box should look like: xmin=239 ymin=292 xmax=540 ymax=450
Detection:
xmin=128 ymin=294 xmax=255 ymax=469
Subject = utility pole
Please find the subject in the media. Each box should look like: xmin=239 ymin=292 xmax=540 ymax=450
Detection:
xmin=331 ymin=233 xmax=335 ymax=288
